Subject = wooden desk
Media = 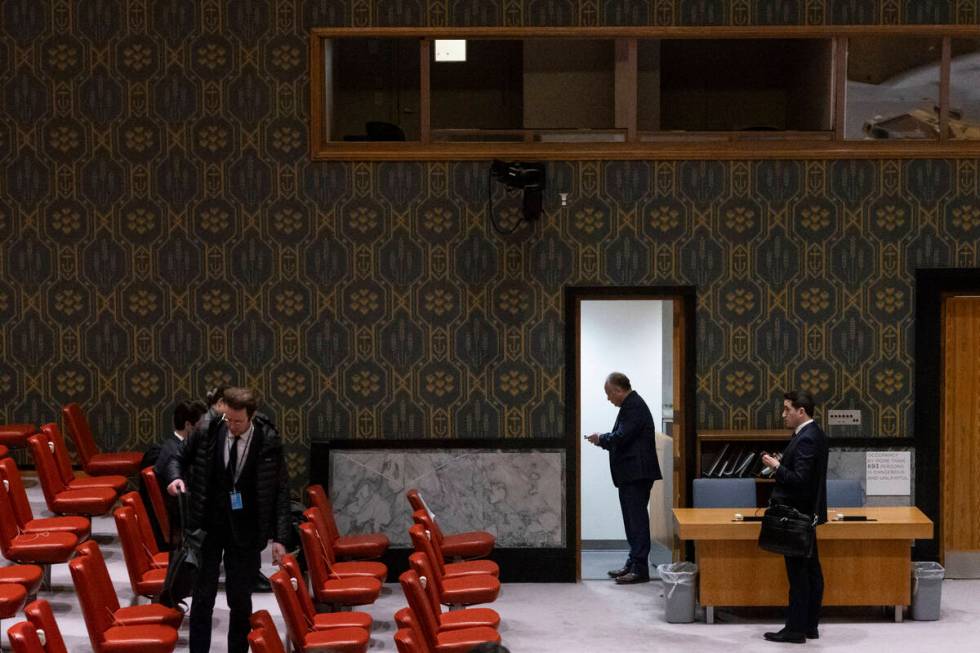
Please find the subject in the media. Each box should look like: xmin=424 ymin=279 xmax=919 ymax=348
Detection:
xmin=673 ymin=507 xmax=933 ymax=623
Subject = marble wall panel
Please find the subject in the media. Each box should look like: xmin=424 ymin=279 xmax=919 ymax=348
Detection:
xmin=329 ymin=449 xmax=565 ymax=547
xmin=828 ymin=449 xmax=914 ymax=507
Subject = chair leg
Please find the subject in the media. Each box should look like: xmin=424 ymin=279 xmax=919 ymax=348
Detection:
xmin=41 ymin=564 xmax=51 ymax=591
xmin=130 ymin=593 xmax=141 ymax=607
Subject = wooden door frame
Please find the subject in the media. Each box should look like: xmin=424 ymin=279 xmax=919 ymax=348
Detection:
xmin=915 ymin=268 xmax=980 ymax=561
xmin=565 ymin=286 xmax=697 ymax=578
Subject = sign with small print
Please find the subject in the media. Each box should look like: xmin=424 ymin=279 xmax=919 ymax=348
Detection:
xmin=866 ymin=451 xmax=910 ymax=496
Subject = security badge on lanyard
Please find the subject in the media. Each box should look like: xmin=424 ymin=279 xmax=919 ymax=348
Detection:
xmin=230 ymin=490 xmax=243 ymax=511
xmin=227 ymin=423 xmax=252 ymax=512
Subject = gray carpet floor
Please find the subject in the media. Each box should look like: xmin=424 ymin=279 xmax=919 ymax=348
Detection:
xmin=3 ymin=480 xmax=968 ymax=652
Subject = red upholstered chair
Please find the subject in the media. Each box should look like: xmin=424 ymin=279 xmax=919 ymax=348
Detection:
xmin=407 ymin=525 xmax=499 ymax=609
xmin=399 ymin=570 xmax=500 ymax=653
xmin=298 ymin=522 xmax=382 ymax=611
xmin=119 ymin=492 xmax=168 ymax=568
xmin=270 ymin=569 xmax=370 ymax=653
xmin=405 ymin=490 xmax=494 ymax=560
xmin=73 ymin=541 xmax=182 ymax=628
xmin=114 ymin=506 xmax=168 ymax=600
xmin=27 ymin=434 xmax=117 ymax=516
xmin=0 ymin=563 xmax=44 ymax=598
xmin=62 ymin=403 xmax=142 ymax=477
xmin=0 ymin=445 xmax=8 ymax=458
xmin=397 ymin=552 xmax=500 ymax=632
xmin=0 ymin=424 xmax=34 ymax=451
xmin=68 ymin=553 xmax=178 ymax=653
xmin=0 ymin=472 xmax=78 ymax=589
xmin=394 ymin=627 xmax=423 ymax=653
xmin=278 ymin=553 xmax=372 ymax=632
xmin=303 ymin=508 xmax=387 ymax=582
xmin=0 ymin=458 xmax=91 ymax=541
xmin=39 ymin=423 xmax=127 ymax=492
xmin=411 ymin=511 xmax=498 ymax=579
xmin=248 ymin=610 xmax=286 ymax=653
xmin=1 ymin=582 xmax=28 ymax=645
xmin=140 ymin=467 xmax=172 ymax=547
xmin=305 ymin=484 xmax=389 ymax=560
xmin=12 ymin=599 xmax=71 ymax=653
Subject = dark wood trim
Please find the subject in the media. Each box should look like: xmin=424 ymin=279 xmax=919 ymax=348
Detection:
xmin=914 ymin=269 xmax=980 ymax=562
xmin=419 ymin=39 xmax=431 ymax=144
xmin=311 ymin=26 xmax=980 ymax=39
xmin=614 ymin=38 xmax=638 ymax=142
xmin=833 ymin=37 xmax=847 ymax=141
xmin=309 ymin=34 xmax=325 ymax=154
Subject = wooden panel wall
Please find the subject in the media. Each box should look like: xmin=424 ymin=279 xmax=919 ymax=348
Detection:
xmin=942 ymin=296 xmax=980 ymax=554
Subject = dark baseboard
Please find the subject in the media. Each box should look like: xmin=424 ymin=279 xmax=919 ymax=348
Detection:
xmin=371 ymin=547 xmax=575 ymax=583
xmin=582 ymin=539 xmax=629 ymax=550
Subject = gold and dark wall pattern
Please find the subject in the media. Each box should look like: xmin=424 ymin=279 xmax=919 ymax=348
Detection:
xmin=2 ymin=2 xmax=980 ymax=485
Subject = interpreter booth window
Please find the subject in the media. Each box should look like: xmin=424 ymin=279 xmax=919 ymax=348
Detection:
xmin=950 ymin=39 xmax=980 ymax=140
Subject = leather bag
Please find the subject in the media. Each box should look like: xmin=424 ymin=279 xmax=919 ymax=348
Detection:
xmin=160 ymin=491 xmax=206 ymax=607
xmin=758 ymin=503 xmax=817 ymax=558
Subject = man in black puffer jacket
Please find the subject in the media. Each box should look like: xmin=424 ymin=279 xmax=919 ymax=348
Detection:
xmin=165 ymin=386 xmax=290 ymax=653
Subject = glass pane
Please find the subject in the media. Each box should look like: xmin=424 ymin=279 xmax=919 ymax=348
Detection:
xmin=522 ymin=39 xmax=615 ymax=131
xmin=325 ymin=38 xmax=420 ymax=142
xmin=649 ymin=39 xmax=832 ymax=133
xmin=950 ymin=39 xmax=980 ymax=140
xmin=846 ymin=37 xmax=941 ymax=140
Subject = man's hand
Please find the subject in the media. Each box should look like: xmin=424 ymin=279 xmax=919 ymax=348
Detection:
xmin=167 ymin=479 xmax=186 ymax=496
xmin=271 ymin=542 xmax=286 ymax=565
xmin=761 ymin=453 xmax=780 ymax=470
xmin=586 ymin=433 xmax=601 ymax=446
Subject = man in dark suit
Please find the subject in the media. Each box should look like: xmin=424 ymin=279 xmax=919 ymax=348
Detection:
xmin=586 ymin=372 xmax=662 ymax=584
xmin=761 ymin=390 xmax=829 ymax=644
xmin=166 ymin=387 xmax=291 ymax=653
xmin=151 ymin=400 xmax=207 ymax=542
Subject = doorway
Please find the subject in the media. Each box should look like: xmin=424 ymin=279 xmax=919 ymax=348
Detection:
xmin=566 ymin=286 xmax=696 ymax=580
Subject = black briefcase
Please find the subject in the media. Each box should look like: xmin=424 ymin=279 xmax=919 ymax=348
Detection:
xmin=160 ymin=492 xmax=206 ymax=608
xmin=758 ymin=503 xmax=816 ymax=558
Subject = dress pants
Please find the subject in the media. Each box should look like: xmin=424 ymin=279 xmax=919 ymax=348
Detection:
xmin=618 ymin=479 xmax=654 ymax=575
xmin=783 ymin=548 xmax=824 ymax=633
xmin=190 ymin=529 xmax=262 ymax=653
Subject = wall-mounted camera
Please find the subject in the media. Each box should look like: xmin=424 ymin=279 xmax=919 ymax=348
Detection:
xmin=488 ymin=160 xmax=547 ymax=233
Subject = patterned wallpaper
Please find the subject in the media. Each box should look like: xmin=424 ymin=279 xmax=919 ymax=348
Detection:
xmin=2 ymin=1 xmax=980 ymax=487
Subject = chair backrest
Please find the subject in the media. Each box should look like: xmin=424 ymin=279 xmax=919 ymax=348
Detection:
xmin=68 ymin=553 xmax=115 ymax=653
xmin=23 ymin=599 xmax=70 ymax=653
xmin=7 ymin=621 xmax=46 ymax=653
xmin=140 ymin=466 xmax=171 ymax=545
xmin=0 ymin=457 xmax=35 ymax=528
xmin=411 ymin=511 xmax=448 ymax=573
xmin=398 ymin=569 xmax=441 ymax=650
xmin=303 ymin=507 xmax=337 ymax=565
xmin=72 ymin=541 xmax=121 ymax=613
xmin=406 ymin=488 xmax=428 ymax=514
xmin=119 ymin=491 xmax=160 ymax=557
xmin=407 ymin=552 xmax=445 ymax=617
xmin=27 ymin=434 xmax=68 ymax=508
xmin=62 ymin=403 xmax=98 ymax=466
xmin=406 ymin=495 xmax=444 ymax=544
xmin=394 ymin=626 xmax=424 ymax=653
xmin=248 ymin=611 xmax=286 ymax=653
xmin=692 ymin=478 xmax=757 ymax=508
xmin=826 ymin=479 xmax=864 ymax=508
xmin=298 ymin=522 xmax=334 ymax=595
xmin=269 ymin=569 xmax=311 ymax=653
xmin=39 ymin=423 xmax=77 ymax=485
xmin=408 ymin=524 xmax=446 ymax=598
xmin=0 ymin=468 xmax=24 ymax=555
xmin=114 ymin=505 xmax=153 ymax=596
xmin=305 ymin=484 xmax=341 ymax=543
xmin=279 ymin=553 xmax=316 ymax=624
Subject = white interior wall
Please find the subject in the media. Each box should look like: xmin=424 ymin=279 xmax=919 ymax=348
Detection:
xmin=580 ymin=300 xmax=663 ymax=541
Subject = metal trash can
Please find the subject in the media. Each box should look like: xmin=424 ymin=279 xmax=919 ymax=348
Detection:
xmin=910 ymin=561 xmax=944 ymax=621
xmin=657 ymin=562 xmax=698 ymax=623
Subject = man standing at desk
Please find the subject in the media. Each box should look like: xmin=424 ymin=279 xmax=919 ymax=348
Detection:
xmin=761 ymin=390 xmax=829 ymax=644
xmin=586 ymin=372 xmax=662 ymax=584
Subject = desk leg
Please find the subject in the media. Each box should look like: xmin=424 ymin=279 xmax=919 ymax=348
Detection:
xmin=895 ymin=606 xmax=903 ymax=623
xmin=706 ymin=606 xmax=714 ymax=624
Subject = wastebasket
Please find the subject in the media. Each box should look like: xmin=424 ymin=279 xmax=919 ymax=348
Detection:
xmin=910 ymin=561 xmax=944 ymax=621
xmin=657 ymin=562 xmax=697 ymax=623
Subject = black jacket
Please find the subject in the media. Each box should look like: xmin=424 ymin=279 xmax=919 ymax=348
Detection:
xmin=599 ymin=391 xmax=662 ymax=487
xmin=164 ymin=414 xmax=291 ymax=547
xmin=770 ymin=421 xmax=829 ymax=524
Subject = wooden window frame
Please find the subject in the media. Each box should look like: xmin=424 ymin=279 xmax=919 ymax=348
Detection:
xmin=310 ymin=25 xmax=980 ymax=161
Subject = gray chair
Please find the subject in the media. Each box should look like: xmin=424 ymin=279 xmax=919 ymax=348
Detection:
xmin=692 ymin=478 xmax=757 ymax=508
xmin=826 ymin=479 xmax=864 ymax=507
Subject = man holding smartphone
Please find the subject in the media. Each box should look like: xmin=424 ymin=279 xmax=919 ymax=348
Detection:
xmin=585 ymin=372 xmax=662 ymax=584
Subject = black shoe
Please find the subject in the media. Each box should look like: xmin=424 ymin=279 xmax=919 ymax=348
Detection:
xmin=806 ymin=628 xmax=819 ymax=640
xmin=607 ymin=566 xmax=630 ymax=578
xmin=763 ymin=629 xmax=806 ymax=644
xmin=614 ymin=571 xmax=650 ymax=584
xmin=253 ymin=571 xmax=272 ymax=592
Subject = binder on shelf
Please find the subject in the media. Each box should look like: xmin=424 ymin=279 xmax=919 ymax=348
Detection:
xmin=704 ymin=444 xmax=729 ymax=478
xmin=732 ymin=452 xmax=756 ymax=478
xmin=719 ymin=447 xmax=744 ymax=478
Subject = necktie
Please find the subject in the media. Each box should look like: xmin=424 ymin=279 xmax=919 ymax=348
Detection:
xmin=227 ymin=435 xmax=241 ymax=484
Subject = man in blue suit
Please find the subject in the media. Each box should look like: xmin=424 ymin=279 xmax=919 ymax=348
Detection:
xmin=761 ymin=390 xmax=829 ymax=644
xmin=586 ymin=372 xmax=662 ymax=584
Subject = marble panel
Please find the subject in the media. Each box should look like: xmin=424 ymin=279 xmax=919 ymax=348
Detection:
xmin=827 ymin=448 xmax=914 ymax=506
xmin=329 ymin=449 xmax=565 ymax=547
